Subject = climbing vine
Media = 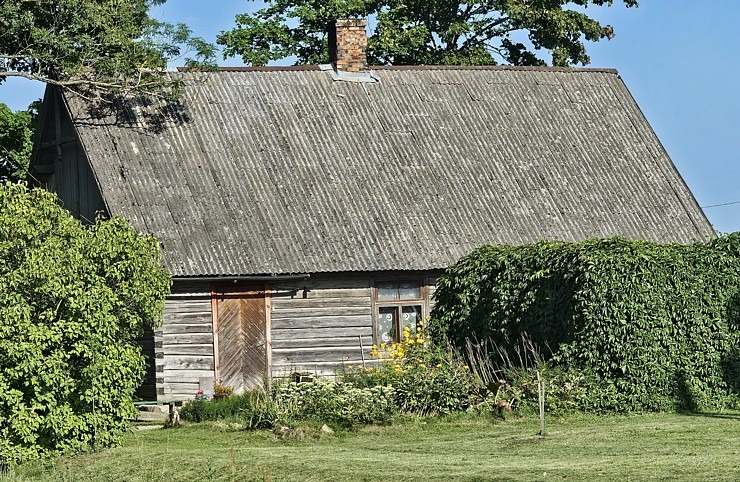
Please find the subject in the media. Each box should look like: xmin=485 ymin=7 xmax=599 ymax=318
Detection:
xmin=431 ymin=236 xmax=740 ymax=411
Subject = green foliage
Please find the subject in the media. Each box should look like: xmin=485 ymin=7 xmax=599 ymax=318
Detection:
xmin=0 ymin=103 xmax=36 ymax=182
xmin=181 ymin=383 xmax=397 ymax=429
xmin=0 ymin=0 xmax=216 ymax=97
xmin=340 ymin=330 xmax=476 ymax=416
xmin=218 ymin=0 xmax=638 ymax=67
xmin=431 ymin=236 xmax=740 ymax=412
xmin=274 ymin=381 xmax=397 ymax=428
xmin=0 ymin=183 xmax=170 ymax=466
xmin=180 ymin=391 xmax=278 ymax=430
xmin=392 ymin=362 xmax=473 ymax=416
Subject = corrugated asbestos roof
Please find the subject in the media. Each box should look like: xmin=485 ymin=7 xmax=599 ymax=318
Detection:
xmin=63 ymin=67 xmax=714 ymax=276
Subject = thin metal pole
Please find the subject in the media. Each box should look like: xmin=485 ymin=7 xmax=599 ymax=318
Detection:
xmin=537 ymin=371 xmax=545 ymax=436
xmin=359 ymin=335 xmax=366 ymax=369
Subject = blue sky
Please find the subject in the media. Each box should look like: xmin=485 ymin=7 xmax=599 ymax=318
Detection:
xmin=3 ymin=0 xmax=739 ymax=232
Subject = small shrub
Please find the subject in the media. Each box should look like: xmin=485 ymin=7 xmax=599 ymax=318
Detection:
xmin=181 ymin=383 xmax=396 ymax=430
xmin=180 ymin=390 xmax=275 ymax=426
xmin=240 ymin=390 xmax=279 ymax=429
xmin=393 ymin=363 xmax=473 ymax=415
xmin=461 ymin=334 xmax=621 ymax=416
xmin=340 ymin=323 xmax=475 ymax=415
xmin=274 ymin=381 xmax=397 ymax=428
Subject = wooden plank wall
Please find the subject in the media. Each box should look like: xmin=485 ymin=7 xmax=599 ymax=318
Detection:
xmin=270 ymin=276 xmax=373 ymax=378
xmin=426 ymin=275 xmax=439 ymax=312
xmin=155 ymin=281 xmax=215 ymax=401
xmin=153 ymin=273 xmax=442 ymax=399
xmin=40 ymin=92 xmax=106 ymax=222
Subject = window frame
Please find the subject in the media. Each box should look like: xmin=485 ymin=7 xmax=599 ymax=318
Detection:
xmin=373 ymin=280 xmax=427 ymax=344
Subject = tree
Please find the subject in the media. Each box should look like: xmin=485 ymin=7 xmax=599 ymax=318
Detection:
xmin=0 ymin=184 xmax=170 ymax=466
xmin=0 ymin=0 xmax=216 ymax=99
xmin=218 ymin=0 xmax=638 ymax=67
xmin=0 ymin=102 xmax=38 ymax=182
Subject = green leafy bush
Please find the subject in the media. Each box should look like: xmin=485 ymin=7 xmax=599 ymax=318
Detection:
xmin=274 ymin=381 xmax=397 ymax=428
xmin=392 ymin=363 xmax=473 ymax=416
xmin=501 ymin=365 xmax=620 ymax=415
xmin=180 ymin=390 xmax=278 ymax=429
xmin=339 ymin=325 xmax=475 ymax=416
xmin=431 ymin=236 xmax=740 ymax=412
xmin=0 ymin=184 xmax=170 ymax=466
xmin=181 ymin=383 xmax=397 ymax=429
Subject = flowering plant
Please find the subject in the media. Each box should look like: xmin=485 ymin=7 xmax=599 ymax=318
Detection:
xmin=341 ymin=320 xmax=474 ymax=415
xmin=213 ymin=380 xmax=234 ymax=399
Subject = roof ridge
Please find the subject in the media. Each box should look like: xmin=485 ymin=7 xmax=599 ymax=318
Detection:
xmin=177 ymin=65 xmax=619 ymax=74
xmin=371 ymin=65 xmax=618 ymax=74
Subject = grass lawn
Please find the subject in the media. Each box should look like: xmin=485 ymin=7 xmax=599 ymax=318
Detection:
xmin=4 ymin=412 xmax=740 ymax=481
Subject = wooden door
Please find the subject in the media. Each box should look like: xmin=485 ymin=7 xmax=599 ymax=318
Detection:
xmin=214 ymin=287 xmax=268 ymax=391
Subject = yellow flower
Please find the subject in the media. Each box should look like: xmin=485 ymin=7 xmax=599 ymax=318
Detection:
xmin=348 ymin=365 xmax=353 ymax=369
xmin=436 ymin=364 xmax=442 ymax=368
xmin=419 ymin=363 xmax=426 ymax=369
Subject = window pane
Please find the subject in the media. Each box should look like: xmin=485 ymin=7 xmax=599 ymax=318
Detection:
xmin=401 ymin=305 xmax=422 ymax=339
xmin=377 ymin=282 xmax=398 ymax=301
xmin=378 ymin=307 xmax=397 ymax=343
xmin=399 ymin=282 xmax=421 ymax=300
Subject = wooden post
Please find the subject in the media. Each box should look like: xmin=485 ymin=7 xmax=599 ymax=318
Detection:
xmin=537 ymin=371 xmax=545 ymax=436
xmin=359 ymin=335 xmax=366 ymax=369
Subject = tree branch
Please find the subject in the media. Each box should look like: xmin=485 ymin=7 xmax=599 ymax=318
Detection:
xmin=0 ymin=70 xmax=173 ymax=102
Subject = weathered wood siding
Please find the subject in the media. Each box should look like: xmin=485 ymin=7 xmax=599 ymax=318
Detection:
xmin=426 ymin=275 xmax=439 ymax=311
xmin=155 ymin=281 xmax=215 ymax=401
xmin=152 ymin=273 xmax=442 ymax=399
xmin=270 ymin=276 xmax=373 ymax=378
xmin=33 ymin=88 xmax=106 ymax=222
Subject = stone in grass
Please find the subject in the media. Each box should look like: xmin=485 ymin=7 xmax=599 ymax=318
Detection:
xmin=274 ymin=426 xmax=291 ymax=437
xmin=321 ymin=424 xmax=334 ymax=435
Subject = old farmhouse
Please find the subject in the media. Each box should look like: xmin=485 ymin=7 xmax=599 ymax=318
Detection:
xmin=30 ymin=20 xmax=713 ymax=401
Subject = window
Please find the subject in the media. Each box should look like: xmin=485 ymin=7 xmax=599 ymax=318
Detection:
xmin=375 ymin=281 xmax=425 ymax=343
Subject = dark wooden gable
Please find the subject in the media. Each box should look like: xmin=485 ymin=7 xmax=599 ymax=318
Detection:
xmin=31 ymin=87 xmax=106 ymax=223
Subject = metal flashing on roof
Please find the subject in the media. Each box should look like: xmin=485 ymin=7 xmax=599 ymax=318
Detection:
xmin=319 ymin=64 xmax=379 ymax=83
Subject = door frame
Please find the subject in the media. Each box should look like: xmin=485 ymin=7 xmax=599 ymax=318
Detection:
xmin=211 ymin=283 xmax=272 ymax=389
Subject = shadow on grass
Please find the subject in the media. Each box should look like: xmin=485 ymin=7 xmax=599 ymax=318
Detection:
xmin=676 ymin=411 xmax=740 ymax=421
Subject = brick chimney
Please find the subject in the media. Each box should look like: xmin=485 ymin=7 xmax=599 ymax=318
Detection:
xmin=328 ymin=19 xmax=368 ymax=72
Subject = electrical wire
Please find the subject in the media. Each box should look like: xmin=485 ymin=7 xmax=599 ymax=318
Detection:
xmin=701 ymin=200 xmax=740 ymax=209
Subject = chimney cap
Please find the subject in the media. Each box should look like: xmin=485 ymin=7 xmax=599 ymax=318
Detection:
xmin=334 ymin=18 xmax=367 ymax=28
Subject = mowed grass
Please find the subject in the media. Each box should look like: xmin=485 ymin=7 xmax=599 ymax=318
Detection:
xmin=5 ymin=412 xmax=740 ymax=481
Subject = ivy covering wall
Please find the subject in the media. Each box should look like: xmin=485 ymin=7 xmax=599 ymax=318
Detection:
xmin=430 ymin=236 xmax=740 ymax=411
